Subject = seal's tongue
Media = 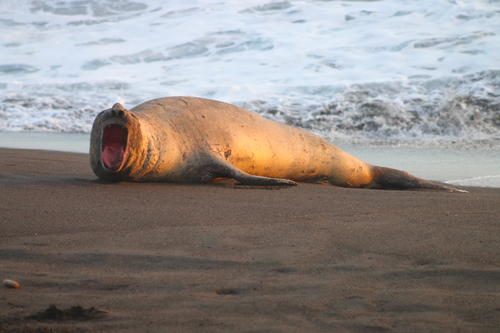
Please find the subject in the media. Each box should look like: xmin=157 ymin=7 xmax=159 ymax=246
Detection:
xmin=102 ymin=125 xmax=127 ymax=170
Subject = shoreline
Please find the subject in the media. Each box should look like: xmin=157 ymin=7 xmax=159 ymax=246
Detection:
xmin=1 ymin=130 xmax=500 ymax=188
xmin=1 ymin=148 xmax=499 ymax=332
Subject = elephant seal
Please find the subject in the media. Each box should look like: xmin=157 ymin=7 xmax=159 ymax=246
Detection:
xmin=90 ymin=97 xmax=465 ymax=192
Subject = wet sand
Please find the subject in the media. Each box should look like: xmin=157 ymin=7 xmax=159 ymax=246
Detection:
xmin=1 ymin=148 xmax=499 ymax=332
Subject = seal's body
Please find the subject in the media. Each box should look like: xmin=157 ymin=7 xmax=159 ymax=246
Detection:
xmin=90 ymin=97 xmax=463 ymax=191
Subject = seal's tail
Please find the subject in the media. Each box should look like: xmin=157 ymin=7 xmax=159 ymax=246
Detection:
xmin=369 ymin=166 xmax=468 ymax=193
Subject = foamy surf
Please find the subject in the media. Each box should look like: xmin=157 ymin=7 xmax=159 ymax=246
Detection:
xmin=446 ymin=175 xmax=500 ymax=187
xmin=0 ymin=0 xmax=499 ymax=148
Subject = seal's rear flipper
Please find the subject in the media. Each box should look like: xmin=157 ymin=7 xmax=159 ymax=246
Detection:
xmin=369 ymin=166 xmax=468 ymax=193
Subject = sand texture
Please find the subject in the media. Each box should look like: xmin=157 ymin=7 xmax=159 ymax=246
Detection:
xmin=1 ymin=148 xmax=499 ymax=332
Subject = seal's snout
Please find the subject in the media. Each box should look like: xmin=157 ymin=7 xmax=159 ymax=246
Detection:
xmin=111 ymin=103 xmax=127 ymax=118
xmin=102 ymin=124 xmax=127 ymax=170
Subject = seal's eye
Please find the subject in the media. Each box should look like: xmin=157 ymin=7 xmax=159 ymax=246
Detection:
xmin=102 ymin=124 xmax=127 ymax=170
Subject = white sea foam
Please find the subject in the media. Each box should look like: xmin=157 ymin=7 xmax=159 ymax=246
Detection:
xmin=446 ymin=175 xmax=500 ymax=187
xmin=0 ymin=0 xmax=499 ymax=147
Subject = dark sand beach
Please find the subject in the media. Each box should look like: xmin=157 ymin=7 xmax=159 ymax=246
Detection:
xmin=1 ymin=148 xmax=499 ymax=332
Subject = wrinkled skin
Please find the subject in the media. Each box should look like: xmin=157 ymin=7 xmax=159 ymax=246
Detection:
xmin=90 ymin=97 xmax=465 ymax=192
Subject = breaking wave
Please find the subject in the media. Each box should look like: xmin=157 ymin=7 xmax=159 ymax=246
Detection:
xmin=1 ymin=0 xmax=499 ymax=148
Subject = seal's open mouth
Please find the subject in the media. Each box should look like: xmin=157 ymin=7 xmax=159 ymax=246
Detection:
xmin=102 ymin=124 xmax=127 ymax=170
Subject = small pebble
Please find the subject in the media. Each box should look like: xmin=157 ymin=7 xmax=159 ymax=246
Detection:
xmin=3 ymin=279 xmax=21 ymax=289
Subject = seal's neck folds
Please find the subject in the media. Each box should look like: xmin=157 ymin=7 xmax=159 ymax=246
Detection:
xmin=102 ymin=124 xmax=127 ymax=170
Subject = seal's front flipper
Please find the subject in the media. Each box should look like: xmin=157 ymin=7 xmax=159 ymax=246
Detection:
xmin=208 ymin=161 xmax=296 ymax=186
xmin=232 ymin=171 xmax=297 ymax=186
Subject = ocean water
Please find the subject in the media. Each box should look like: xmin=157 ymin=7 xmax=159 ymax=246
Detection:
xmin=1 ymin=0 xmax=499 ymax=145
xmin=0 ymin=0 xmax=499 ymax=186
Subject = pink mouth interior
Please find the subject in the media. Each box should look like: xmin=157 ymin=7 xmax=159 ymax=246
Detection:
xmin=102 ymin=125 xmax=127 ymax=170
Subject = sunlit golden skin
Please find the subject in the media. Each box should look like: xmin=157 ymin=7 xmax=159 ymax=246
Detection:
xmin=90 ymin=97 xmax=464 ymax=191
